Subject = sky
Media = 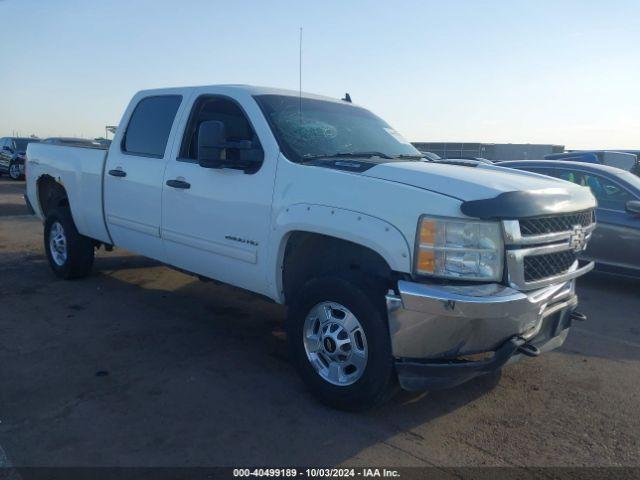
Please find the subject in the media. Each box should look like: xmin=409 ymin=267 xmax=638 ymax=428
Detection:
xmin=1 ymin=0 xmax=639 ymax=149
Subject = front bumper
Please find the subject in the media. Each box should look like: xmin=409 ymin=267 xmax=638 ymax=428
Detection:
xmin=386 ymin=261 xmax=593 ymax=391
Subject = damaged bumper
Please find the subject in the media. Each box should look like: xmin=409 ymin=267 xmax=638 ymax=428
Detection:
xmin=386 ymin=261 xmax=594 ymax=391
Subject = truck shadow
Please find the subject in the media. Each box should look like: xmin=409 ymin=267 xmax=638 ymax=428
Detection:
xmin=0 ymin=249 xmax=636 ymax=466
xmin=0 ymin=249 xmax=506 ymax=466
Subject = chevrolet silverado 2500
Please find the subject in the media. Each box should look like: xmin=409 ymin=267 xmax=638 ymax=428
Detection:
xmin=25 ymin=85 xmax=596 ymax=410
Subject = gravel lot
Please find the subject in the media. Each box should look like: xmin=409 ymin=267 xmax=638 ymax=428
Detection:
xmin=0 ymin=177 xmax=638 ymax=467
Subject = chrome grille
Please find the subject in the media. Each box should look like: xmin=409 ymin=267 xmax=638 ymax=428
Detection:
xmin=503 ymin=211 xmax=596 ymax=290
xmin=524 ymin=251 xmax=577 ymax=282
xmin=519 ymin=210 xmax=595 ymax=236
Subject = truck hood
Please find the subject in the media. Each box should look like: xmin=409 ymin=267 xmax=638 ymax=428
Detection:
xmin=363 ymin=161 xmax=597 ymax=218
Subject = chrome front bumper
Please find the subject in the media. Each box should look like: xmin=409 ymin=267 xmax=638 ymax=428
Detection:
xmin=386 ymin=261 xmax=594 ymax=390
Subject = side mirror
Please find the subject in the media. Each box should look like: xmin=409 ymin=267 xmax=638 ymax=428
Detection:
xmin=197 ymin=120 xmax=226 ymax=169
xmin=197 ymin=120 xmax=262 ymax=173
xmin=625 ymin=199 xmax=640 ymax=215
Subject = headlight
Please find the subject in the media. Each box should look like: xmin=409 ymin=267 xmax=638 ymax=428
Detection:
xmin=415 ymin=216 xmax=504 ymax=281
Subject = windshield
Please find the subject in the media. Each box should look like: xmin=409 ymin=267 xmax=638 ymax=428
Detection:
xmin=254 ymin=94 xmax=421 ymax=163
xmin=14 ymin=138 xmax=40 ymax=152
xmin=615 ymin=169 xmax=640 ymax=190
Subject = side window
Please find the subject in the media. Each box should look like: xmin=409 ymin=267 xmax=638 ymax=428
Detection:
xmin=179 ymin=95 xmax=264 ymax=173
xmin=582 ymin=174 xmax=633 ymax=211
xmin=555 ymin=169 xmax=584 ymax=184
xmin=122 ymin=95 xmax=182 ymax=158
xmin=556 ymin=169 xmax=633 ymax=211
xmin=523 ymin=167 xmax=554 ymax=176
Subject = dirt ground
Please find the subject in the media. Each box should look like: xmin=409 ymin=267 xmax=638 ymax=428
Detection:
xmin=0 ymin=177 xmax=638 ymax=468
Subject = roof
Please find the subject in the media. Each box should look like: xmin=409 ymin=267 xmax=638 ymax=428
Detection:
xmin=497 ymin=159 xmax=640 ymax=183
xmin=137 ymin=84 xmax=348 ymax=104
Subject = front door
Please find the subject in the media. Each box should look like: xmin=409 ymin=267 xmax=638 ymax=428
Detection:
xmin=104 ymin=93 xmax=185 ymax=260
xmin=161 ymin=92 xmax=278 ymax=296
xmin=555 ymin=168 xmax=640 ymax=272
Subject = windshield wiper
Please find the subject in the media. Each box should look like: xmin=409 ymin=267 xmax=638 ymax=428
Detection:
xmin=393 ymin=154 xmax=428 ymax=160
xmin=301 ymin=151 xmax=393 ymax=162
xmin=333 ymin=151 xmax=393 ymax=159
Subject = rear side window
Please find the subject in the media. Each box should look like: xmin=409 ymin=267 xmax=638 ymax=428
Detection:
xmin=123 ymin=95 xmax=182 ymax=158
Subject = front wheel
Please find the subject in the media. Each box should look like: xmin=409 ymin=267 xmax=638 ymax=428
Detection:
xmin=44 ymin=208 xmax=95 ymax=279
xmin=8 ymin=162 xmax=23 ymax=180
xmin=287 ymin=274 xmax=398 ymax=411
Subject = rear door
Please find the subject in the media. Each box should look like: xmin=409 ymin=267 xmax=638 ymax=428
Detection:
xmin=104 ymin=92 xmax=189 ymax=260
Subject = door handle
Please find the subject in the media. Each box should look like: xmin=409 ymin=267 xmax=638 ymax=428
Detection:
xmin=108 ymin=169 xmax=127 ymax=177
xmin=166 ymin=179 xmax=191 ymax=189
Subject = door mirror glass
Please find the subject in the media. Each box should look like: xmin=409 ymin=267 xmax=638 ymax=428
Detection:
xmin=197 ymin=119 xmax=261 ymax=172
xmin=625 ymin=199 xmax=640 ymax=215
xmin=182 ymin=96 xmax=265 ymax=174
xmin=197 ymin=120 xmax=226 ymax=168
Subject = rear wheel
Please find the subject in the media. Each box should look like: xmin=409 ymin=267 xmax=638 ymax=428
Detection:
xmin=287 ymin=274 xmax=398 ymax=411
xmin=44 ymin=208 xmax=95 ymax=279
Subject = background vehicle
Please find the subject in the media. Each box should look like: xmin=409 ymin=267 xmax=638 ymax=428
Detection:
xmin=499 ymin=160 xmax=640 ymax=278
xmin=25 ymin=85 xmax=596 ymax=410
xmin=545 ymin=150 xmax=639 ymax=172
xmin=41 ymin=137 xmax=106 ymax=148
xmin=0 ymin=137 xmax=40 ymax=180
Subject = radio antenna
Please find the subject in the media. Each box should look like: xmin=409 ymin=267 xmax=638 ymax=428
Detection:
xmin=299 ymin=27 xmax=303 ymax=124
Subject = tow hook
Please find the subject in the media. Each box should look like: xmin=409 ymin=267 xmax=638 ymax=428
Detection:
xmin=516 ymin=341 xmax=541 ymax=357
xmin=570 ymin=311 xmax=587 ymax=322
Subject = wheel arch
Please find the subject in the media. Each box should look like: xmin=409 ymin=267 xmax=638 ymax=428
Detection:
xmin=37 ymin=174 xmax=70 ymax=218
xmin=270 ymin=204 xmax=412 ymax=304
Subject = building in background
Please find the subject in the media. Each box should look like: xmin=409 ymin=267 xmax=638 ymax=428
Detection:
xmin=412 ymin=142 xmax=564 ymax=161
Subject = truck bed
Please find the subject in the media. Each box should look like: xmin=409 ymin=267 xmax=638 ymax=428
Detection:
xmin=26 ymin=143 xmax=111 ymax=244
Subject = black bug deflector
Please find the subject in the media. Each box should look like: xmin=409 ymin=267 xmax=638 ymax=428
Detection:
xmin=460 ymin=187 xmax=596 ymax=220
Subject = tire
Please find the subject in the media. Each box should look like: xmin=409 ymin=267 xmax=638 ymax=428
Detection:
xmin=8 ymin=162 xmax=22 ymax=180
xmin=287 ymin=273 xmax=398 ymax=411
xmin=44 ymin=208 xmax=95 ymax=279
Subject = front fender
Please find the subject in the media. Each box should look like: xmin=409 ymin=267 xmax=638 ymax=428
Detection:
xmin=266 ymin=203 xmax=412 ymax=302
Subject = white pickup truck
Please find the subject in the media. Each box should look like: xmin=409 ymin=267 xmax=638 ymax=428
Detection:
xmin=25 ymin=85 xmax=596 ymax=410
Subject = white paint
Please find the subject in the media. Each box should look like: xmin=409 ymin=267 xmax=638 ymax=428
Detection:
xmin=25 ymin=84 xmax=591 ymax=304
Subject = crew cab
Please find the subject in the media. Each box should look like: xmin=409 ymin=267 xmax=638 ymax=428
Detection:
xmin=25 ymin=85 xmax=596 ymax=410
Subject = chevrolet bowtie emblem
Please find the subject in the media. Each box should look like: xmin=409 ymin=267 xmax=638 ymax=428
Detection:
xmin=569 ymin=225 xmax=587 ymax=252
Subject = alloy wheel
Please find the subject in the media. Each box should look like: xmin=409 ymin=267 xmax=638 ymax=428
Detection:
xmin=302 ymin=301 xmax=368 ymax=386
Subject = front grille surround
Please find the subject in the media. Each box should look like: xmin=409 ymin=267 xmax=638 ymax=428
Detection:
xmin=503 ymin=209 xmax=596 ymax=290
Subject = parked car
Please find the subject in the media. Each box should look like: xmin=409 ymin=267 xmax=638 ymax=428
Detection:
xmin=545 ymin=150 xmax=638 ymax=172
xmin=499 ymin=160 xmax=640 ymax=278
xmin=26 ymin=85 xmax=596 ymax=410
xmin=41 ymin=137 xmax=106 ymax=148
xmin=0 ymin=137 xmax=40 ymax=180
